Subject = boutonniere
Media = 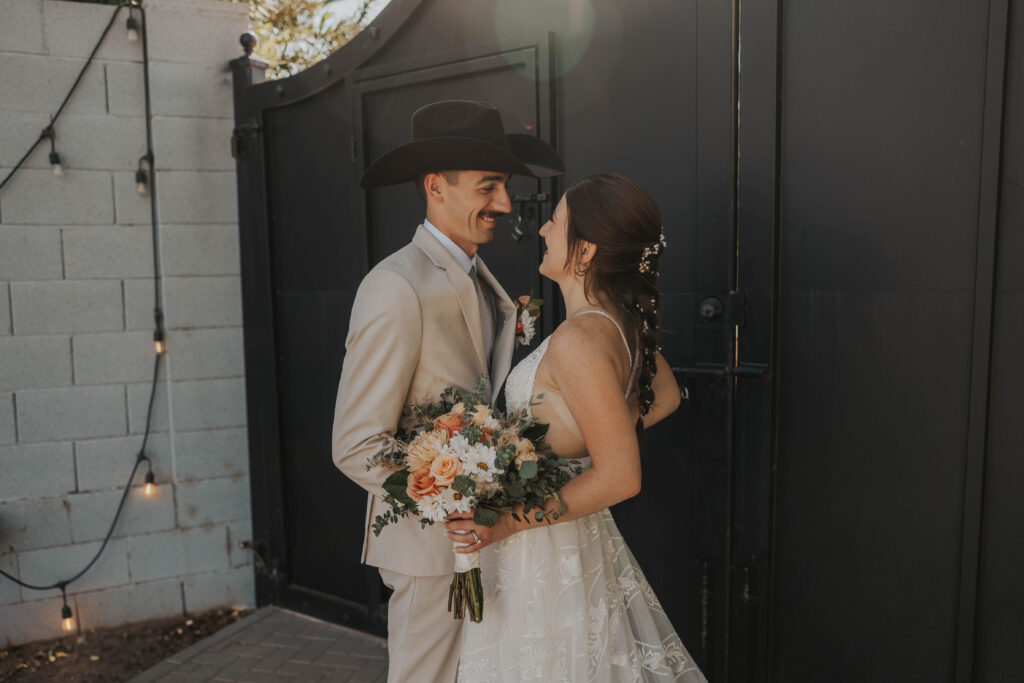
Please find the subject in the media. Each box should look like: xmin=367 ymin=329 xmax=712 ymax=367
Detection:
xmin=514 ymin=295 xmax=542 ymax=347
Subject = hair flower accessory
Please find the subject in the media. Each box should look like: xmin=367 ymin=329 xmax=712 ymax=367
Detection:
xmin=514 ymin=295 xmax=542 ymax=347
xmin=638 ymin=227 xmax=668 ymax=274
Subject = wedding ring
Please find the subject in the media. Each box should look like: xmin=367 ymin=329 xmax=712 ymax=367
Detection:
xmin=472 ymin=531 xmax=481 ymax=544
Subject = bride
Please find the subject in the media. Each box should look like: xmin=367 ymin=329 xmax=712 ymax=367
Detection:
xmin=445 ymin=173 xmax=707 ymax=682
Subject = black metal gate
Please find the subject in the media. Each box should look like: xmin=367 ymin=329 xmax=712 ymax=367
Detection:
xmin=230 ymin=0 xmax=1024 ymax=680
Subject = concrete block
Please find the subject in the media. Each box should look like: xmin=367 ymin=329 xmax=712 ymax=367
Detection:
xmin=2 ymin=112 xmax=147 ymax=172
xmin=167 ymin=327 xmax=244 ymax=380
xmin=0 ymin=284 xmax=10 ymax=337
xmin=63 ymin=225 xmax=154 ymax=279
xmin=153 ymin=117 xmax=235 ymax=171
xmin=144 ymin=0 xmax=248 ymax=66
xmin=11 ymin=280 xmax=123 ymax=335
xmin=163 ymin=276 xmax=242 ymax=329
xmin=126 ymin=380 xmax=170 ymax=434
xmin=0 ymin=335 xmax=71 ymax=390
xmin=161 ymin=225 xmax=241 ymax=277
xmin=18 ymin=538 xmax=129 ymax=593
xmin=123 ymin=277 xmax=158 ymax=330
xmin=128 ymin=525 xmax=229 ymax=583
xmin=112 ymin=170 xmax=155 ymax=225
xmin=183 ymin=566 xmax=255 ymax=615
xmin=41 ymin=0 xmax=144 ymax=62
xmin=0 ymin=0 xmax=45 ymax=54
xmin=0 ymin=168 xmax=114 ymax=225
xmin=0 ymin=53 xmax=106 ymax=116
xmin=74 ymin=432 xmax=170 ymax=493
xmin=108 ymin=61 xmax=234 ymax=118
xmin=158 ymin=172 xmax=238 ymax=224
xmin=227 ymin=519 xmax=255 ymax=568
xmin=170 ymin=378 xmax=247 ymax=432
xmin=74 ymin=577 xmax=184 ymax=632
xmin=0 ymin=226 xmax=63 ymax=280
xmin=0 ymin=393 xmax=14 ymax=445
xmin=0 ymin=442 xmax=75 ymax=502
xmin=174 ymin=427 xmax=248 ymax=482
xmin=0 ymin=553 xmax=22 ymax=605
xmin=0 ymin=596 xmax=67 ymax=647
xmin=176 ymin=475 xmax=250 ymax=528
xmin=67 ymin=485 xmax=175 ymax=543
xmin=0 ymin=496 xmax=72 ymax=552
xmin=16 ymin=385 xmax=126 ymax=443
xmin=73 ymin=330 xmax=154 ymax=385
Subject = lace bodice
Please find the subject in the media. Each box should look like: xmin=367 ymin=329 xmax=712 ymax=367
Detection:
xmin=504 ymin=337 xmax=551 ymax=416
xmin=504 ymin=310 xmax=638 ymax=418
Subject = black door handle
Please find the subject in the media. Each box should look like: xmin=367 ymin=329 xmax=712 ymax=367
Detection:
xmin=672 ymin=363 xmax=769 ymax=380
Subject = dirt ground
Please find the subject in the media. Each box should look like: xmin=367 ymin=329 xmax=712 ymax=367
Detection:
xmin=0 ymin=607 xmax=251 ymax=682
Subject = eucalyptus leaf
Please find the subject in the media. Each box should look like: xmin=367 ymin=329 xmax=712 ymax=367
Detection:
xmin=474 ymin=507 xmax=499 ymax=527
xmin=518 ymin=460 xmax=538 ymax=480
xmin=382 ymin=470 xmax=415 ymax=507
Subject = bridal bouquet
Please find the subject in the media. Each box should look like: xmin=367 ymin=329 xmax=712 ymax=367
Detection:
xmin=367 ymin=381 xmax=581 ymax=622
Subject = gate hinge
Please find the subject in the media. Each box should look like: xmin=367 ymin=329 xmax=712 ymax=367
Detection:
xmin=231 ymin=122 xmax=262 ymax=160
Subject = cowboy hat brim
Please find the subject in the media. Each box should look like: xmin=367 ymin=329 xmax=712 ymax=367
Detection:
xmin=360 ymin=135 xmax=564 ymax=189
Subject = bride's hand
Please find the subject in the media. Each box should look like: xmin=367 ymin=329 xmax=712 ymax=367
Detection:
xmin=444 ymin=511 xmax=513 ymax=552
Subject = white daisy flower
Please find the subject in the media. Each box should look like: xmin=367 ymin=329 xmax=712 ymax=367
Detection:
xmin=448 ymin=434 xmax=504 ymax=483
xmin=519 ymin=309 xmax=536 ymax=345
xmin=441 ymin=485 xmax=474 ymax=515
xmin=418 ymin=492 xmax=448 ymax=523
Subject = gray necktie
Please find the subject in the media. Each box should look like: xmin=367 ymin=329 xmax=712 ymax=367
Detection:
xmin=469 ymin=265 xmax=495 ymax=365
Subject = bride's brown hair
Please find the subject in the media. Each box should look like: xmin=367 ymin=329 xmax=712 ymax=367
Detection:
xmin=563 ymin=172 xmax=664 ymax=441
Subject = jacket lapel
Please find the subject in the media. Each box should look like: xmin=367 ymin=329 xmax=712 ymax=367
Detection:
xmin=412 ymin=227 xmax=489 ymax=374
xmin=475 ymin=256 xmax=516 ymax=405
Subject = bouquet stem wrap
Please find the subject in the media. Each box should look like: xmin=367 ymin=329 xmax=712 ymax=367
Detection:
xmin=448 ymin=542 xmax=483 ymax=622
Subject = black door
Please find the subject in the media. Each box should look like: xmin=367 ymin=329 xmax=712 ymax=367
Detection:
xmin=231 ymin=0 xmax=1024 ymax=679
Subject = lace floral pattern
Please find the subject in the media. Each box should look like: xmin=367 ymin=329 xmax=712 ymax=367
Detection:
xmin=458 ymin=335 xmax=706 ymax=682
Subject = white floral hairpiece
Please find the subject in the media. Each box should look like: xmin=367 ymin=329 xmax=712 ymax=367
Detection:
xmin=638 ymin=227 xmax=667 ymax=274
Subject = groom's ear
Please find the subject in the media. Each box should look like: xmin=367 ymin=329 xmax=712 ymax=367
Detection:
xmin=423 ymin=172 xmax=446 ymax=203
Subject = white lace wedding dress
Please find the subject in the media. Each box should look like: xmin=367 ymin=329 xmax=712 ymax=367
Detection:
xmin=458 ymin=313 xmax=707 ymax=682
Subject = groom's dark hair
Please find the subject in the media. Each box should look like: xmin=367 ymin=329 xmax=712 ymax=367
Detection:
xmin=414 ymin=171 xmax=462 ymax=204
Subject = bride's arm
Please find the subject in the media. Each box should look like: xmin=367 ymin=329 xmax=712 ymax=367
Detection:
xmin=446 ymin=319 xmax=647 ymax=547
xmin=639 ymin=352 xmax=682 ymax=428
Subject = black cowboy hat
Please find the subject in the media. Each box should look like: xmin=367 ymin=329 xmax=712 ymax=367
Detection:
xmin=359 ymin=100 xmax=565 ymax=188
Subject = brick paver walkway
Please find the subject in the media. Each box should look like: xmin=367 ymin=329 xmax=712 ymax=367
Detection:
xmin=129 ymin=607 xmax=388 ymax=682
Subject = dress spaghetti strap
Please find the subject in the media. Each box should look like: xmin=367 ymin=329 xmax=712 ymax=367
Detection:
xmin=572 ymin=310 xmax=640 ymax=397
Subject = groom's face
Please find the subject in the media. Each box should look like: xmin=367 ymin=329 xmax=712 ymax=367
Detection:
xmin=427 ymin=170 xmax=512 ymax=256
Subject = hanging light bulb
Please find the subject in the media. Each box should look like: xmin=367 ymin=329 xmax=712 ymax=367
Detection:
xmin=61 ymin=603 xmax=75 ymax=632
xmin=135 ymin=167 xmax=148 ymax=195
xmin=153 ymin=329 xmax=165 ymax=355
xmin=126 ymin=14 xmax=139 ymax=43
xmin=144 ymin=470 xmax=156 ymax=496
xmin=49 ymin=150 xmax=63 ymax=177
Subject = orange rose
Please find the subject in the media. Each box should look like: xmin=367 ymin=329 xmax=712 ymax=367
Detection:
xmin=434 ymin=412 xmax=465 ymax=436
xmin=407 ymin=465 xmax=440 ymax=501
xmin=514 ymin=438 xmax=539 ymax=467
xmin=429 ymin=451 xmax=461 ymax=487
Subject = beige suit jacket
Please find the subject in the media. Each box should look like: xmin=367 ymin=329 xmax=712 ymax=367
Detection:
xmin=332 ymin=226 xmax=517 ymax=577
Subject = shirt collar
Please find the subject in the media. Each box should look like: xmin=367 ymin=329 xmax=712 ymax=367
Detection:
xmin=423 ymin=218 xmax=477 ymax=274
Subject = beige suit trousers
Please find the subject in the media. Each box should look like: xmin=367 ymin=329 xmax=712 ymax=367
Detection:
xmin=379 ymin=568 xmax=462 ymax=683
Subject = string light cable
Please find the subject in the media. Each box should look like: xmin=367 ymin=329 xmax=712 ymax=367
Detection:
xmin=0 ymin=1 xmax=167 ymax=634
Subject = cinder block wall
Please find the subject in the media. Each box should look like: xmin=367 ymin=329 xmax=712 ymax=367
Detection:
xmin=0 ymin=0 xmax=255 ymax=646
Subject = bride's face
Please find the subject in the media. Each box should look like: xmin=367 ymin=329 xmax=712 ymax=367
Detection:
xmin=539 ymin=194 xmax=569 ymax=280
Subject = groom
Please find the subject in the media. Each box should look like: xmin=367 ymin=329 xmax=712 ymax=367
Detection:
xmin=332 ymin=100 xmax=563 ymax=683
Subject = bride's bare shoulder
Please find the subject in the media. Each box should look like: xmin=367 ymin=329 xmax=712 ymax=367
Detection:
xmin=545 ymin=316 xmax=626 ymax=377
